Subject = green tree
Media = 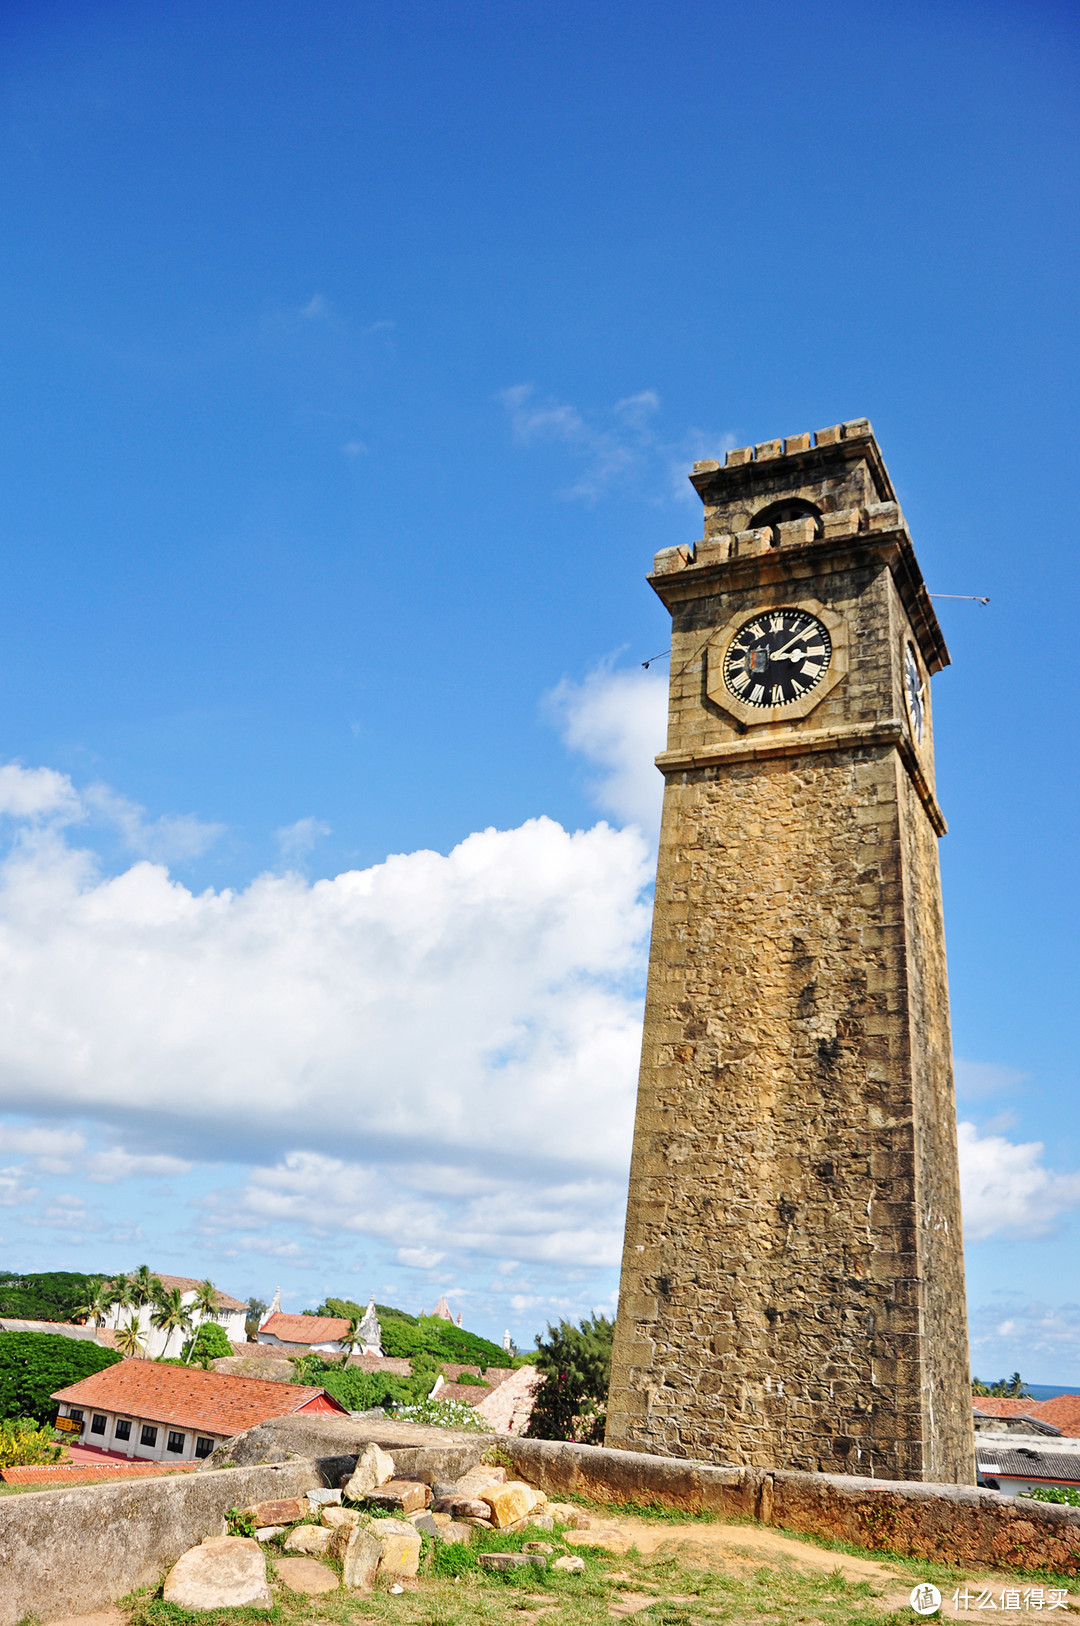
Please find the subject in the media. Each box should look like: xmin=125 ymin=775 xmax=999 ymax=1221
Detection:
xmin=130 ymin=1266 xmax=163 ymax=1310
xmin=191 ymin=1279 xmax=220 ymax=1322
xmin=525 ymin=1313 xmax=614 ymax=1444
xmin=972 ymin=1372 xmax=1030 ymax=1398
xmin=182 ymin=1321 xmax=232 ymax=1366
xmin=245 ymin=1297 xmax=267 ymax=1340
xmin=74 ymin=1281 xmax=114 ymax=1328
xmin=150 ymin=1287 xmax=193 ymax=1353
xmin=114 ymin=1318 xmax=146 ymax=1358
xmin=0 ymin=1331 xmax=121 ymax=1424
xmin=0 ymin=1271 xmax=106 ymax=1323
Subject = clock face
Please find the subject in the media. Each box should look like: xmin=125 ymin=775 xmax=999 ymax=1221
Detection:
xmin=904 ymin=642 xmax=926 ymax=743
xmin=723 ymin=608 xmax=832 ymax=709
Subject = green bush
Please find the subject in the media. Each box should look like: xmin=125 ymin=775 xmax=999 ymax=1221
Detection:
xmin=0 ymin=1331 xmax=122 ymax=1425
xmin=525 ymin=1313 xmax=613 ymax=1443
xmin=183 ymin=1322 xmax=233 ymax=1362
xmin=1020 ymin=1485 xmax=1080 ymax=1507
xmin=0 ymin=1271 xmax=105 ymax=1323
xmin=0 ymin=1416 xmax=64 ymax=1467
xmin=311 ymin=1294 xmax=508 ymax=1372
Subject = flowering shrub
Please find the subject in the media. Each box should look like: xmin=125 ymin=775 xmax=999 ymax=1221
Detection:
xmin=0 ymin=1417 xmax=63 ymax=1468
xmin=389 ymin=1398 xmax=491 ymax=1433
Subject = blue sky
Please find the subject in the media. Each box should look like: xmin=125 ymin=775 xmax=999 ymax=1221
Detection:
xmin=0 ymin=0 xmax=1078 ymax=1377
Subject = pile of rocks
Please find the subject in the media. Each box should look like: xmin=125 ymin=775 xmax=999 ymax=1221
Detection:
xmin=162 ymin=1439 xmax=592 ymax=1609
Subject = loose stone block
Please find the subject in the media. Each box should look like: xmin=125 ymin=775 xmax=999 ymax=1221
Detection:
xmin=284 ymin=1523 xmax=333 ymax=1555
xmin=275 ymin=1555 xmax=340 ymax=1595
xmin=242 ymin=1497 xmax=307 ymax=1528
xmin=365 ymin=1478 xmax=429 ymax=1513
xmin=342 ymin=1441 xmax=395 ymax=1501
xmin=330 ymin=1521 xmax=383 ymax=1591
xmin=163 ymin=1536 xmax=272 ymax=1612
xmin=480 ymin=1481 xmax=542 ymax=1527
xmin=478 ymin=1552 xmax=547 ymax=1573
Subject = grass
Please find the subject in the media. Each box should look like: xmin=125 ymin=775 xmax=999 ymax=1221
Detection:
xmin=95 ymin=1495 xmax=1078 ymax=1626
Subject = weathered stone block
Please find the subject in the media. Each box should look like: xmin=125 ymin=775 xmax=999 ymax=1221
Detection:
xmin=163 ymin=1537 xmax=271 ymax=1612
xmin=242 ymin=1497 xmax=307 ymax=1528
xmin=725 ymin=446 xmax=753 ymax=466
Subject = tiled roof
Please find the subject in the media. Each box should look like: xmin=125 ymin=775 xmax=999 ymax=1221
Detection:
xmin=973 ymin=1396 xmax=1080 ymax=1437
xmin=976 ymin=1446 xmax=1080 ymax=1482
xmin=52 ymin=1358 xmax=345 ymax=1437
xmin=105 ymin=1273 xmax=246 ymax=1312
xmin=260 ymin=1313 xmax=350 ymax=1343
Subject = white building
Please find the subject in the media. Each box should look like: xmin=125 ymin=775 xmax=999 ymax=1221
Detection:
xmin=52 ymin=1359 xmax=345 ymax=1464
xmin=98 ymin=1273 xmax=247 ymax=1359
xmin=256 ymin=1292 xmax=382 ymax=1356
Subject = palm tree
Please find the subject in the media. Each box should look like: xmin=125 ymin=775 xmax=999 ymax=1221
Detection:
xmin=339 ymin=1316 xmax=363 ymax=1359
xmin=130 ymin=1265 xmax=163 ymax=1309
xmin=191 ymin=1279 xmax=220 ymax=1322
xmin=150 ymin=1287 xmax=193 ymax=1357
xmin=74 ymin=1281 xmax=113 ymax=1328
xmin=110 ymin=1273 xmax=133 ymax=1314
xmin=114 ymin=1317 xmax=146 ymax=1358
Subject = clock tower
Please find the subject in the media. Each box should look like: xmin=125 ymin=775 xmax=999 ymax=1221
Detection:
xmin=605 ymin=420 xmax=974 ymax=1484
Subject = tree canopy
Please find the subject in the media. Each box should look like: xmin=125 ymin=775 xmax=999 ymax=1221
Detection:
xmin=0 ymin=1332 xmax=122 ymax=1424
xmin=0 ymin=1271 xmax=106 ymax=1323
xmin=525 ymin=1313 xmax=614 ymax=1443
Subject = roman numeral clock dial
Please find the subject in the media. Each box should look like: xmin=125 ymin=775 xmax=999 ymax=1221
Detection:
xmin=723 ymin=609 xmax=832 ymax=708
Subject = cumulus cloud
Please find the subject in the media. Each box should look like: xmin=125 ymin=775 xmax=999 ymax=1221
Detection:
xmin=546 ymin=664 xmax=668 ymax=834
xmin=0 ymin=799 xmax=650 ymax=1211
xmin=958 ymin=1120 xmax=1080 ymax=1241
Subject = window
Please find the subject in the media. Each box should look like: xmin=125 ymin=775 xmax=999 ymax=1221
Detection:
xmin=140 ymin=1424 xmax=157 ymax=1447
xmin=114 ymin=1419 xmax=131 ymax=1441
xmin=167 ymin=1431 xmax=185 ymax=1454
xmin=195 ymin=1436 xmax=215 ymax=1459
xmin=68 ymin=1408 xmax=83 ymax=1423
xmin=90 ymin=1414 xmax=107 ymax=1435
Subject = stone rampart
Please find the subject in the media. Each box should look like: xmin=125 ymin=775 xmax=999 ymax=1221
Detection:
xmin=505 ymin=1438 xmax=1080 ymax=1575
xmin=0 ymin=1460 xmax=320 ymax=1626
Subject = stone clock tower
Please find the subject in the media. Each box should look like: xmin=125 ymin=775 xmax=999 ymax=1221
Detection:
xmin=605 ymin=420 xmax=974 ymax=1485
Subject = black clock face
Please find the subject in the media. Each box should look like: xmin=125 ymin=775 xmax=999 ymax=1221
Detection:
xmin=723 ymin=608 xmax=832 ymax=708
xmin=904 ymin=643 xmax=926 ymax=743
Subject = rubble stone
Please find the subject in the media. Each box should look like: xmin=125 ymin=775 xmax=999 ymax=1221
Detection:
xmin=554 ymin=1555 xmax=586 ymax=1573
xmin=274 ymin=1556 xmax=339 ymax=1595
xmin=480 ymin=1481 xmax=543 ymax=1528
xmin=241 ymin=1497 xmax=307 ymax=1528
xmin=478 ymin=1552 xmax=547 ymax=1573
xmin=284 ymin=1524 xmax=333 ymax=1555
xmin=343 ymin=1441 xmax=396 ymax=1501
xmin=329 ymin=1521 xmax=383 ymax=1591
xmin=436 ymin=1521 xmax=473 ymax=1545
xmin=365 ymin=1478 xmax=429 ymax=1513
xmin=163 ymin=1536 xmax=272 ymax=1611
xmin=322 ymin=1506 xmax=361 ymax=1529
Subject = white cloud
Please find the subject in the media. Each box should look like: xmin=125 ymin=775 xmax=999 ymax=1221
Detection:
xmin=0 ymin=803 xmax=650 ymax=1199
xmin=0 ymin=764 xmax=82 ymax=823
xmin=0 ymin=1124 xmax=86 ymax=1173
xmin=0 ymin=1165 xmax=40 ymax=1207
xmin=398 ymin=1246 xmax=445 ymax=1269
xmin=969 ymin=1296 xmax=1080 ymax=1370
xmin=276 ymin=817 xmax=331 ymax=861
xmin=84 ymin=1149 xmax=192 ymax=1184
xmin=546 ymin=664 xmax=668 ymax=833
xmin=501 ymin=384 xmax=734 ymax=505
xmin=300 ymin=294 xmax=330 ymax=320
xmin=83 ymin=783 xmax=224 ymax=862
xmin=958 ymin=1120 xmax=1080 ymax=1240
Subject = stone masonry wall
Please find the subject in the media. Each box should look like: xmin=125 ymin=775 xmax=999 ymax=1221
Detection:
xmin=606 ymin=532 xmax=972 ymax=1481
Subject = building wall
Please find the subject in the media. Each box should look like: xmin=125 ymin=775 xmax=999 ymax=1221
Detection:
xmin=58 ymin=1402 xmax=222 ymax=1462
xmin=101 ymin=1297 xmax=245 ymax=1358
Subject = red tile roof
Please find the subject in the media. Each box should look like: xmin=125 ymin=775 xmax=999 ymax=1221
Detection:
xmin=973 ymin=1396 xmax=1080 ymax=1436
xmin=52 ymin=1358 xmax=346 ymax=1437
xmin=103 ymin=1273 xmax=246 ymax=1312
xmin=259 ymin=1313 xmax=350 ymax=1344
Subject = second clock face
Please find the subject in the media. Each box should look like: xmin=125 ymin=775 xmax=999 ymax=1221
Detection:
xmin=723 ymin=608 xmax=833 ymax=709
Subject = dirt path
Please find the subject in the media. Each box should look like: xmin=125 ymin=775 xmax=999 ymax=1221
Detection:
xmin=591 ymin=1515 xmax=1079 ymax=1623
